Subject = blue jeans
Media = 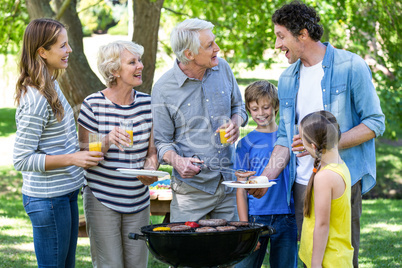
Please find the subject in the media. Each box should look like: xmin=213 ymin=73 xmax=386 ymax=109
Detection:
xmin=23 ymin=189 xmax=80 ymax=268
xmin=235 ymin=214 xmax=298 ymax=268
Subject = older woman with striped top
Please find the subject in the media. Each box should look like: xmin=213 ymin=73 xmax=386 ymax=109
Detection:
xmin=77 ymin=40 xmax=158 ymax=268
xmin=13 ymin=19 xmax=102 ymax=267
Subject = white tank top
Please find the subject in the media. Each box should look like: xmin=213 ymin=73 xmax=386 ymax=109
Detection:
xmin=295 ymin=61 xmax=324 ymax=185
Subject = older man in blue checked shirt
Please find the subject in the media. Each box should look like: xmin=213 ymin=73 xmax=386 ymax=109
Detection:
xmin=152 ymin=18 xmax=248 ymax=223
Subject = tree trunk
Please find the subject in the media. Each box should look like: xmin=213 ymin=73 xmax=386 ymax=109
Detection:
xmin=132 ymin=0 xmax=164 ymax=94
xmin=26 ymin=0 xmax=104 ymax=116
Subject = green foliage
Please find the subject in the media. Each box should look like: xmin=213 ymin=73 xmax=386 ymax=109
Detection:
xmin=161 ymin=0 xmax=400 ymax=139
xmin=0 ymin=108 xmax=17 ymax=137
xmin=326 ymin=0 xmax=402 ymax=139
xmin=0 ymin=0 xmax=29 ymax=54
xmin=78 ymin=0 xmax=116 ymax=35
xmin=162 ymin=0 xmax=285 ymax=68
xmin=0 ymin=0 xmax=400 ymax=138
xmin=107 ymin=9 xmax=129 ymax=35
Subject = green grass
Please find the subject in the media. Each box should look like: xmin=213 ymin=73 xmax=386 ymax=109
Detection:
xmin=0 ymin=165 xmax=401 ymax=267
xmin=371 ymin=139 xmax=402 ymax=199
xmin=1 ymin=106 xmax=401 ymax=267
xmin=358 ymin=199 xmax=402 ymax=267
xmin=0 ymin=108 xmax=17 ymax=137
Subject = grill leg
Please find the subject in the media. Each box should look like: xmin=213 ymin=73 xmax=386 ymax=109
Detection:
xmin=162 ymin=212 xmax=170 ymax=223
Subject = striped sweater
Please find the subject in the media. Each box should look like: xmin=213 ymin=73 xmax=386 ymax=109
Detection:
xmin=77 ymin=91 xmax=152 ymax=214
xmin=13 ymin=81 xmax=84 ymax=198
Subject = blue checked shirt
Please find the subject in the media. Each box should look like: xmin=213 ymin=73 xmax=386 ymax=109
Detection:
xmin=152 ymin=58 xmax=248 ymax=194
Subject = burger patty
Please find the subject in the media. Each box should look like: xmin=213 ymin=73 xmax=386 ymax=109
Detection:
xmin=229 ymin=221 xmax=250 ymax=227
xmin=166 ymin=223 xmax=182 ymax=228
xmin=195 ymin=227 xmax=217 ymax=233
xmin=170 ymin=225 xmax=192 ymax=231
xmin=216 ymin=226 xmax=237 ymax=231
xmin=198 ymin=219 xmax=227 ymax=227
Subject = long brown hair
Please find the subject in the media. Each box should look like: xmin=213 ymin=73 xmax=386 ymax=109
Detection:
xmin=300 ymin=110 xmax=341 ymax=217
xmin=15 ymin=18 xmax=66 ymax=122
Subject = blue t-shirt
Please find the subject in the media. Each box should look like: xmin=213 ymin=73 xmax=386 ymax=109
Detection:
xmin=234 ymin=130 xmax=294 ymax=215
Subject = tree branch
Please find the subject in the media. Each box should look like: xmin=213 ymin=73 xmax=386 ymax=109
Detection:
xmin=55 ymin=0 xmax=71 ymax=21
xmin=77 ymin=0 xmax=104 ymax=14
xmin=163 ymin=6 xmax=190 ymax=17
xmin=13 ymin=0 xmax=21 ymax=16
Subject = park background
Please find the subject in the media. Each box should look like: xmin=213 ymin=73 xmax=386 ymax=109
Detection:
xmin=0 ymin=0 xmax=401 ymax=267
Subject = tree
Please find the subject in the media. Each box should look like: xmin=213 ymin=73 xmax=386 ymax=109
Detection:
xmin=25 ymin=0 xmax=104 ymax=115
xmin=1 ymin=0 xmax=400 ymax=137
xmin=0 ymin=0 xmax=29 ymax=55
xmin=161 ymin=0 xmax=401 ymax=138
xmin=344 ymin=0 xmax=401 ymax=138
xmin=4 ymin=0 xmax=165 ymax=115
xmin=132 ymin=0 xmax=164 ymax=93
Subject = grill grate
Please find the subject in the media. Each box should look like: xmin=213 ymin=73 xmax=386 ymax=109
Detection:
xmin=143 ymin=221 xmax=263 ymax=234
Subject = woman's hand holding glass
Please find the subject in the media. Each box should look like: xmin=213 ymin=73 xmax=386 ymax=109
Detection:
xmin=71 ymin=151 xmax=103 ymax=169
xmin=105 ymin=126 xmax=132 ymax=152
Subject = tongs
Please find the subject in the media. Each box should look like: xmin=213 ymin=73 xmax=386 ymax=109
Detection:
xmin=192 ymin=154 xmax=246 ymax=175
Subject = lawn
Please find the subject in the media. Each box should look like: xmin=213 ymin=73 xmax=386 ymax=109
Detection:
xmin=1 ymin=168 xmax=400 ymax=267
xmin=0 ymin=106 xmax=401 ymax=267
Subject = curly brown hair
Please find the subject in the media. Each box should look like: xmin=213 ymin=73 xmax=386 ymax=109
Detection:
xmin=272 ymin=1 xmax=324 ymax=42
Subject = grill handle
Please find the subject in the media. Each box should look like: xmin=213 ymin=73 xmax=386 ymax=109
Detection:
xmin=128 ymin=233 xmax=147 ymax=241
xmin=260 ymin=225 xmax=276 ymax=236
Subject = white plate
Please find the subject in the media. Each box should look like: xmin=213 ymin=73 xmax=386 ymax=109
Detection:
xmin=117 ymin=169 xmax=170 ymax=180
xmin=222 ymin=181 xmax=277 ymax=188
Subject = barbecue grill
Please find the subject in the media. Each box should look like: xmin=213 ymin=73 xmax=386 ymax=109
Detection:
xmin=129 ymin=221 xmax=276 ymax=267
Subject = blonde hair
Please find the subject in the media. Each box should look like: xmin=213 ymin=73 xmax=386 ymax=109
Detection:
xmin=15 ymin=18 xmax=66 ymax=122
xmin=97 ymin=40 xmax=144 ymax=87
xmin=244 ymin=80 xmax=279 ymax=115
xmin=170 ymin=18 xmax=214 ymax=65
xmin=301 ymin=110 xmax=341 ymax=217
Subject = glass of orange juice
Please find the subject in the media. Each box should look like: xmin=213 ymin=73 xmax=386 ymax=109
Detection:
xmin=218 ymin=118 xmax=231 ymax=145
xmin=120 ymin=120 xmax=134 ymax=148
xmin=293 ymin=124 xmax=303 ymax=154
xmin=89 ymin=133 xmax=102 ymax=154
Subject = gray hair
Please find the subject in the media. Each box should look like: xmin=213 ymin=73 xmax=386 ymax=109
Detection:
xmin=97 ymin=40 xmax=144 ymax=87
xmin=170 ymin=18 xmax=214 ymax=65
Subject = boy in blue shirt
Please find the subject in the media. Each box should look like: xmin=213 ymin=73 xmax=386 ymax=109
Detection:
xmin=235 ymin=81 xmax=297 ymax=268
